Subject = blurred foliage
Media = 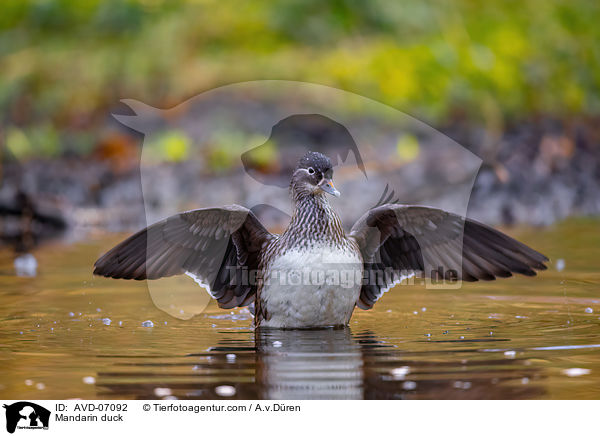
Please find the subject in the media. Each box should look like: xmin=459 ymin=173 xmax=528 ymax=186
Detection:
xmin=206 ymin=130 xmax=267 ymax=173
xmin=396 ymin=134 xmax=420 ymax=164
xmin=144 ymin=130 xmax=190 ymax=162
xmin=0 ymin=0 xmax=599 ymax=159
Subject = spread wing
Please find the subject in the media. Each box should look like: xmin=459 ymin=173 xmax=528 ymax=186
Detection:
xmin=93 ymin=205 xmax=275 ymax=309
xmin=349 ymin=205 xmax=548 ymax=310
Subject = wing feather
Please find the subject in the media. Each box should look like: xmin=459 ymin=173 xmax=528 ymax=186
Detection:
xmin=93 ymin=205 xmax=275 ymax=309
xmin=350 ymin=205 xmax=548 ymax=309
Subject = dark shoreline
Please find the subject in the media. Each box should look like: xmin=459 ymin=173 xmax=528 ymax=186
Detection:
xmin=1 ymin=119 xmax=599 ymax=246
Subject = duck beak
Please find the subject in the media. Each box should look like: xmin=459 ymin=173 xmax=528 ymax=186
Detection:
xmin=319 ymin=178 xmax=340 ymax=197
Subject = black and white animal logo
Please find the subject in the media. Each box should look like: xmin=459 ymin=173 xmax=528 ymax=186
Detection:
xmin=3 ymin=402 xmax=50 ymax=434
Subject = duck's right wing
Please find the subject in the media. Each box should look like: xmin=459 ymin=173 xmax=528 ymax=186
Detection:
xmin=93 ymin=205 xmax=276 ymax=309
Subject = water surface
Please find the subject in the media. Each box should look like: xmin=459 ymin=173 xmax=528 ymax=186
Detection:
xmin=1 ymin=218 xmax=599 ymax=399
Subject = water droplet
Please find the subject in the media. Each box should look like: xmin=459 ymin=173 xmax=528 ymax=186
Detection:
xmin=14 ymin=254 xmax=37 ymax=276
xmin=35 ymin=383 xmax=45 ymax=390
xmin=555 ymin=258 xmax=565 ymax=272
xmin=424 ymin=333 xmax=431 ymax=337
xmin=504 ymin=350 xmax=516 ymax=358
xmin=215 ymin=385 xmax=236 ymax=397
xmin=102 ymin=318 xmax=111 ymax=326
xmin=141 ymin=320 xmax=154 ymax=328
xmin=413 ymin=311 xmax=418 ymax=315
xmin=96 ymin=308 xmax=101 ymax=312
xmin=453 ymin=381 xmax=472 ymax=389
xmin=459 ymin=336 xmax=465 ymax=339
xmin=68 ymin=312 xmax=75 ymax=317
xmin=82 ymin=376 xmax=96 ymax=385
xmin=391 ymin=366 xmax=410 ymax=379
xmin=226 ymin=354 xmax=237 ymax=362
xmin=521 ymin=377 xmax=530 ymax=384
xmin=562 ymin=368 xmax=591 ymax=377
xmin=25 ymin=379 xmax=33 ymax=386
xmin=154 ymin=387 xmax=172 ymax=397
xmin=584 ymin=307 xmax=593 ymax=314
xmin=421 ymin=307 xmax=427 ymax=312
xmin=402 ymin=381 xmax=417 ymax=390
xmin=272 ymin=341 xmax=282 ymax=348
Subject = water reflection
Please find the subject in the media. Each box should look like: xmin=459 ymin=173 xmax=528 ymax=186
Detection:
xmin=256 ymin=328 xmax=364 ymax=400
xmin=95 ymin=328 xmax=545 ymax=400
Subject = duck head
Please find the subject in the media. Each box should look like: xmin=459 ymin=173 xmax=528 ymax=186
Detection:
xmin=290 ymin=151 xmax=340 ymax=199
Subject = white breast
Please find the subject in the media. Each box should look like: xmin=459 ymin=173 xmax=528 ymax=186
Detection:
xmin=260 ymin=245 xmax=363 ymax=328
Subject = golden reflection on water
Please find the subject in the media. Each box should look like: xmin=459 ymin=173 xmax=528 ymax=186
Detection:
xmin=0 ymin=218 xmax=599 ymax=399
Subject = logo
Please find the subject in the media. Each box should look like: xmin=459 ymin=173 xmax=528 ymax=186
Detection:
xmin=110 ymin=81 xmax=480 ymax=318
xmin=3 ymin=402 xmax=50 ymax=434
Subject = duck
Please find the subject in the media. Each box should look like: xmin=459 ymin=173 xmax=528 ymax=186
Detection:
xmin=93 ymin=151 xmax=548 ymax=328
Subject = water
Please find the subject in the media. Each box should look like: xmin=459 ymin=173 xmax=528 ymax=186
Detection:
xmin=1 ymin=218 xmax=599 ymax=399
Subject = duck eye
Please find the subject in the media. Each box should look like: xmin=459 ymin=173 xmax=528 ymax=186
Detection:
xmin=307 ymin=167 xmax=315 ymax=174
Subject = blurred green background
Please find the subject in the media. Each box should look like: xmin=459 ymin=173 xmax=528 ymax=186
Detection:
xmin=2 ymin=0 xmax=599 ymax=160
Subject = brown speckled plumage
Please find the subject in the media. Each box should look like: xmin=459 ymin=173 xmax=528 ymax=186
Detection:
xmin=255 ymin=182 xmax=359 ymax=325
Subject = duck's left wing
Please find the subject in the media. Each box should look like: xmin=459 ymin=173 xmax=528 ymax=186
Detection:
xmin=93 ymin=205 xmax=275 ymax=309
xmin=349 ymin=205 xmax=548 ymax=309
